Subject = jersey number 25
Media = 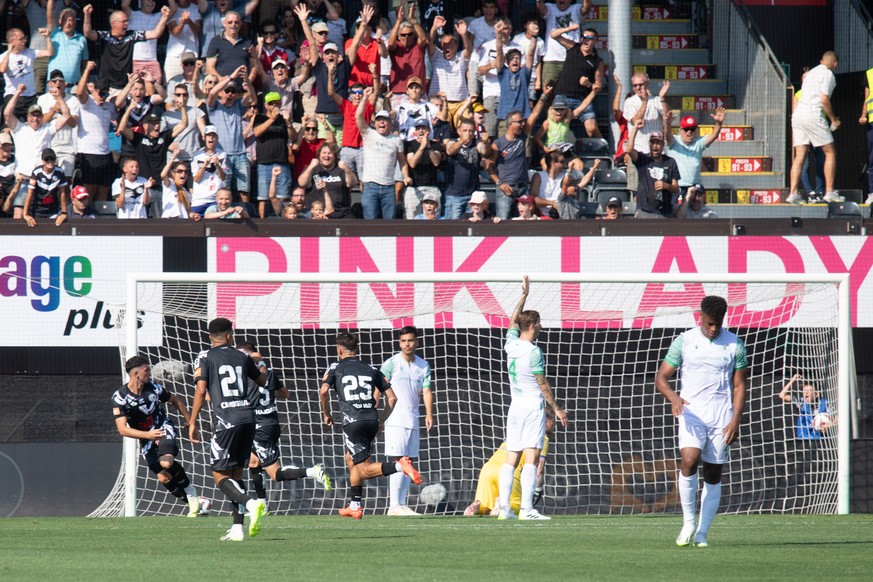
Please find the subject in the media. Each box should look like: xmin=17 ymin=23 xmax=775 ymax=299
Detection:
xmin=342 ymin=375 xmax=373 ymax=408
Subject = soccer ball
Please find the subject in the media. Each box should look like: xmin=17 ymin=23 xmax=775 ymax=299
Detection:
xmin=419 ymin=483 xmax=447 ymax=507
xmin=198 ymin=496 xmax=212 ymax=516
xmin=812 ymin=413 xmax=831 ymax=432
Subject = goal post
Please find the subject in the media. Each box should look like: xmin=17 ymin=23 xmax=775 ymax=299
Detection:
xmin=94 ymin=272 xmax=851 ymax=518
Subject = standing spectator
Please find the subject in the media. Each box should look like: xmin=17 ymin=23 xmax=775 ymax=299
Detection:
xmin=674 ymin=183 xmax=717 ymax=219
xmin=443 ymin=117 xmax=487 ymax=218
xmin=487 ymin=100 xmax=546 ymax=219
xmin=395 ymin=76 xmax=439 ymax=140
xmin=623 ymin=73 xmax=668 ymax=154
xmin=328 ymin=59 xmax=378 ymax=179
xmin=537 ymin=0 xmax=591 ymax=88
xmin=494 ymin=40 xmax=537 ymax=131
xmin=48 ymin=5 xmax=88 ymax=88
xmin=627 ymin=120 xmax=680 ymax=218
xmin=387 ymin=4 xmax=427 ymax=107
xmin=256 ymin=20 xmax=290 ymax=74
xmin=200 ymin=0 xmax=260 ymax=57
xmin=346 ymin=4 xmax=384 ymax=89
xmin=467 ymin=0 xmax=499 ymax=98
xmin=160 ymin=148 xmax=201 ymax=220
xmin=0 ymin=132 xmax=18 ymax=218
xmin=68 ymin=184 xmax=98 ymax=219
xmin=403 ymin=117 xmax=442 ymax=218
xmin=206 ymin=66 xmax=257 ymax=202
xmin=165 ymin=0 xmax=202 ymax=82
xmin=788 ymin=51 xmax=842 ymax=204
xmin=167 ymin=53 xmax=202 ymax=109
xmin=292 ymin=114 xmax=327 ymax=182
xmin=427 ymin=16 xmax=472 ymax=126
xmin=22 ymin=147 xmax=68 ymax=227
xmin=297 ymin=143 xmax=357 ymax=219
xmin=5 ymin=83 xmax=70 ymax=184
xmin=549 ymin=23 xmax=603 ymax=138
xmin=37 ymin=70 xmax=80 ymax=181
xmin=75 ymin=61 xmax=117 ymax=201
xmin=252 ymin=50 xmax=310 ymax=113
xmin=356 ymin=88 xmax=410 ymax=219
xmin=190 ymin=125 xmax=228 ymax=214
xmin=163 ymin=83 xmax=207 ymax=161
xmin=83 ymin=3 xmax=171 ymax=92
xmin=0 ymin=22 xmax=54 ymax=119
xmin=476 ymin=18 xmax=519 ymax=138
xmin=23 ymin=0 xmax=54 ymax=94
xmin=663 ymin=107 xmax=725 ymax=195
xmin=512 ymin=13 xmax=546 ymax=106
xmin=252 ymin=91 xmax=293 ymax=218
xmin=114 ymin=72 xmax=165 ymax=135
xmin=122 ymin=0 xmax=164 ymax=84
xmin=205 ymin=10 xmax=256 ymax=81
xmin=297 ymin=3 xmax=351 ymax=131
xmin=113 ymin=157 xmax=153 ymax=219
xmin=420 ymin=0 xmax=454 ymax=37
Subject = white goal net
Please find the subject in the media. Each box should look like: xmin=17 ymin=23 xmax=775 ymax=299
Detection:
xmin=90 ymin=273 xmax=851 ymax=517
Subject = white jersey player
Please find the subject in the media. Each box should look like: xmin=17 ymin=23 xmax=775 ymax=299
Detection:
xmin=497 ymin=276 xmax=568 ymax=521
xmin=381 ymin=326 xmax=433 ymax=516
xmin=656 ymin=295 xmax=748 ymax=548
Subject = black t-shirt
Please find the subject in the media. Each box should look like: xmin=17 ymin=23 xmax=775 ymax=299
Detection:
xmin=248 ymin=359 xmax=281 ymax=427
xmin=28 ymin=167 xmax=67 ymax=217
xmin=555 ymin=44 xmax=602 ymax=101
xmin=445 ymin=140 xmax=480 ymax=197
xmin=132 ymin=129 xmax=175 ymax=182
xmin=194 ymin=344 xmax=261 ymax=427
xmin=634 ymin=152 xmax=681 ymax=215
xmin=254 ymin=114 xmax=289 ymax=165
xmin=96 ymin=30 xmax=146 ymax=89
xmin=306 ymin=163 xmax=354 ymax=218
xmin=111 ymin=381 xmax=172 ymax=446
xmin=322 ymin=356 xmax=390 ymax=425
xmin=313 ymin=57 xmax=349 ymax=115
xmin=405 ymin=140 xmax=439 ymax=186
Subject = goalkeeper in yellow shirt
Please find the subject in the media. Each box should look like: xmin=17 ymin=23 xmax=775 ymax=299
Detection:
xmin=464 ymin=410 xmax=555 ymax=516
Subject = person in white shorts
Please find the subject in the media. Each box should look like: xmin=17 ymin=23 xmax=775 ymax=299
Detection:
xmin=787 ymin=51 xmax=842 ymax=204
xmin=498 ymin=275 xmax=569 ymax=521
xmin=381 ymin=325 xmax=434 ymax=516
xmin=655 ymin=295 xmax=748 ymax=548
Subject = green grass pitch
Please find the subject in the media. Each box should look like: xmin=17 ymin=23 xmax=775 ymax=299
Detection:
xmin=3 ymin=514 xmax=872 ymax=580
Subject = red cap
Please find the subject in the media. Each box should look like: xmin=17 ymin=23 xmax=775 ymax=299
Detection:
xmin=680 ymin=115 xmax=698 ymax=130
xmin=71 ymin=185 xmax=90 ymax=200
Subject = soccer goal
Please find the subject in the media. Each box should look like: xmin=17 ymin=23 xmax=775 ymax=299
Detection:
xmin=90 ymin=273 xmax=852 ymax=518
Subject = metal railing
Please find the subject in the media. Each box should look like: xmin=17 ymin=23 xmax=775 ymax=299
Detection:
xmin=712 ymin=1 xmax=792 ymax=186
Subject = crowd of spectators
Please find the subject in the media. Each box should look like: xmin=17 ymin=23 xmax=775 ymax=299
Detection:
xmin=0 ymin=0 xmax=744 ymax=224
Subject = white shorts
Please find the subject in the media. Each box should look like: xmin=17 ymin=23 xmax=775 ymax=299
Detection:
xmin=383 ymin=425 xmax=420 ymax=458
xmin=792 ymin=112 xmax=833 ymax=148
xmin=505 ymin=400 xmax=545 ymax=452
xmin=677 ymin=412 xmax=730 ymax=465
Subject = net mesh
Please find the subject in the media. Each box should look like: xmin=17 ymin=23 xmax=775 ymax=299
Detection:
xmin=90 ymin=278 xmax=841 ymax=517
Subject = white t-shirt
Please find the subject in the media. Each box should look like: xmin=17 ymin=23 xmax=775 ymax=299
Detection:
xmin=622 ymin=95 xmax=664 ymax=154
xmin=129 ymin=11 xmax=162 ymax=61
xmin=163 ymin=107 xmax=205 ymax=160
xmin=429 ymin=50 xmax=469 ymax=101
xmin=77 ymin=98 xmax=117 ymax=155
xmin=2 ymin=48 xmax=37 ymax=96
xmin=512 ymin=33 xmax=545 ymax=84
xmin=191 ymin=146 xmax=228 ymax=207
xmin=395 ymin=101 xmax=440 ymax=141
xmin=37 ymin=93 xmax=80 ymax=155
xmin=504 ymin=327 xmax=545 ymax=401
xmin=161 ymin=182 xmax=191 ymax=218
xmin=796 ymin=63 xmax=836 ymax=117
xmin=12 ymin=122 xmax=57 ymax=177
xmin=361 ymin=129 xmax=403 ymax=186
xmin=478 ymin=40 xmax=522 ymax=99
xmin=380 ymin=352 xmax=432 ymax=429
xmin=543 ymin=4 xmax=585 ymax=62
xmin=113 ymin=176 xmax=150 ymax=219
xmin=167 ymin=8 xmax=202 ymax=59
xmin=468 ymin=17 xmax=496 ymax=52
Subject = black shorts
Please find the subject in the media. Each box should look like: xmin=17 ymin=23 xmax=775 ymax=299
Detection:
xmin=343 ymin=419 xmax=379 ymax=465
xmin=210 ymin=423 xmax=256 ymax=471
xmin=78 ymin=153 xmax=114 ymax=187
xmin=252 ymin=423 xmax=281 ymax=467
xmin=141 ymin=425 xmax=180 ymax=469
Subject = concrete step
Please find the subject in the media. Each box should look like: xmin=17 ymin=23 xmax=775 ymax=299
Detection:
xmin=588 ymin=20 xmax=693 ymax=36
xmin=701 ymin=173 xmax=784 ymax=190
xmin=594 ymin=34 xmax=705 ymax=51
xmin=646 ymin=79 xmax=728 ymax=95
xmin=628 ymin=49 xmax=711 ymax=65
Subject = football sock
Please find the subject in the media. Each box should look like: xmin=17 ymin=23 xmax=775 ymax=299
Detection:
xmin=184 ymin=485 xmax=198 ymax=503
xmin=168 ymin=462 xmax=191 ymax=488
xmin=399 ymin=473 xmax=411 ymax=507
xmin=678 ymin=472 xmax=698 ymax=526
xmin=250 ymin=466 xmax=266 ymax=497
xmin=498 ymin=463 xmax=516 ymax=511
xmin=382 ymin=462 xmax=399 ymax=476
xmin=349 ymin=485 xmax=363 ymax=510
xmin=231 ymin=499 xmax=244 ymax=526
xmin=276 ymin=467 xmax=307 ymax=481
xmin=305 ymin=466 xmax=318 ymax=477
xmin=389 ymin=471 xmax=403 ymax=507
xmin=218 ymin=477 xmax=250 ymax=506
xmin=519 ymin=464 xmax=537 ymax=511
xmin=697 ymin=482 xmax=722 ymax=535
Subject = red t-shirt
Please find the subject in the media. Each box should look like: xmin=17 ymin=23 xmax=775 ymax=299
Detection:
xmin=340 ymin=98 xmax=374 ymax=148
xmin=346 ymin=37 xmax=379 ymax=88
xmin=259 ymin=46 xmax=291 ymax=73
xmin=389 ymin=43 xmax=426 ymax=94
xmin=614 ymin=110 xmax=629 ymax=165
xmin=294 ymin=139 xmax=324 ymax=180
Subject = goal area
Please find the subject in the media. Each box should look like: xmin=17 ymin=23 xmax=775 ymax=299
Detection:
xmin=90 ymin=273 xmax=851 ymax=518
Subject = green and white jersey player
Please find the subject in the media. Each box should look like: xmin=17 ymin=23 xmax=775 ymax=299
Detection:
xmin=498 ymin=275 xmax=569 ymax=521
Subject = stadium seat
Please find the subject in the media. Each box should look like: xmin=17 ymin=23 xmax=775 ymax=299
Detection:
xmin=574 ymin=137 xmax=613 ymax=169
xmin=578 ymin=202 xmax=601 ymax=218
xmin=594 ymin=168 xmax=628 ymax=186
xmin=94 ymin=201 xmax=117 ymax=217
xmin=592 ymin=187 xmax=631 ymax=207
xmin=827 ymin=201 xmax=863 ymax=218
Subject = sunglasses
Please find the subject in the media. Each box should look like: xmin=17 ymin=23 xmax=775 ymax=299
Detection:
xmin=681 ymin=127 xmax=696 ymax=132
xmin=263 ymin=30 xmax=277 ymax=35
xmin=582 ymin=35 xmax=596 ymax=41
xmin=304 ymin=126 xmax=318 ymax=131
xmin=182 ymin=61 xmax=195 ymax=66
xmin=315 ymin=31 xmax=328 ymax=35
xmin=175 ymin=92 xmax=188 ymax=97
xmin=350 ymin=89 xmax=364 ymax=95
xmin=50 ymin=78 xmax=64 ymax=83
xmin=632 ymin=83 xmax=646 ymax=87
xmin=174 ymin=169 xmax=189 ymax=174
xmin=224 ymin=88 xmax=238 ymax=94
xmin=399 ymin=33 xmax=413 ymax=37
xmin=98 ymin=91 xmax=110 ymax=98
xmin=44 ymin=157 xmax=56 ymax=162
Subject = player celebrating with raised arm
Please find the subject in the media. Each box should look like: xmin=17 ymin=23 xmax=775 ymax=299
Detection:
xmin=236 ymin=340 xmax=332 ymax=511
xmin=655 ymin=296 xmax=748 ymax=548
xmin=498 ymin=275 xmax=569 ymax=521
xmin=320 ymin=332 xmax=422 ymax=520
xmin=189 ymin=318 xmax=268 ymax=542
xmin=112 ymin=355 xmax=201 ymax=517
xmin=381 ymin=326 xmax=434 ymax=516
